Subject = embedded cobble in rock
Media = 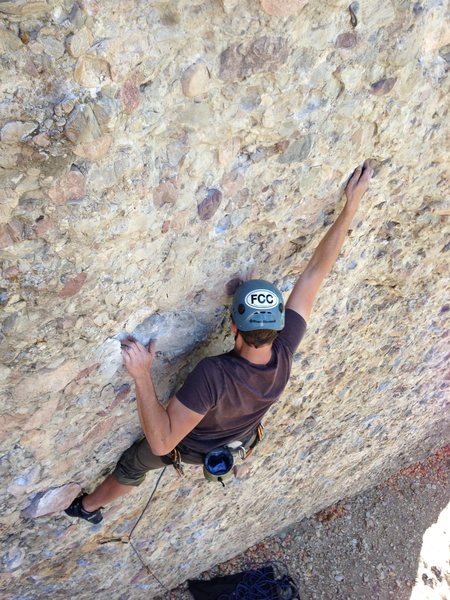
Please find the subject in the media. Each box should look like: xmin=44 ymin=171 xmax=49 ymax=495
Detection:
xmin=22 ymin=483 xmax=81 ymax=519
xmin=64 ymin=104 xmax=102 ymax=144
xmin=181 ymin=63 xmax=210 ymax=98
xmin=0 ymin=29 xmax=23 ymax=52
xmin=219 ymin=36 xmax=289 ymax=81
xmin=1 ymin=121 xmax=38 ymax=142
xmin=369 ymin=78 xmax=398 ymax=96
xmin=198 ymin=188 xmax=223 ymax=221
xmin=58 ymin=272 xmax=88 ymax=298
xmin=66 ymin=27 xmax=93 ymax=58
xmin=336 ymin=32 xmax=358 ymax=49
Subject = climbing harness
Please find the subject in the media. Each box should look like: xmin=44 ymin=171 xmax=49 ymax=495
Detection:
xmin=169 ymin=447 xmax=185 ymax=477
xmin=246 ymin=423 xmax=264 ymax=458
xmin=169 ymin=424 xmax=264 ymax=486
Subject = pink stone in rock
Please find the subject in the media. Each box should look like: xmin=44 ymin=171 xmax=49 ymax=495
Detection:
xmin=58 ymin=273 xmax=87 ymax=298
xmin=0 ymin=224 xmax=15 ymax=249
xmin=103 ymin=383 xmax=132 ymax=413
xmin=72 ymin=134 xmax=112 ymax=161
xmin=34 ymin=216 xmax=53 ymax=237
xmin=219 ymin=36 xmax=289 ymax=81
xmin=260 ymin=0 xmax=308 ymax=16
xmin=114 ymin=383 xmax=131 ymax=402
xmin=0 ymin=413 xmax=27 ymax=438
xmin=47 ymin=188 xmax=63 ymax=204
xmin=77 ymin=416 xmax=117 ymax=448
xmin=8 ymin=220 xmax=23 ymax=242
xmin=220 ymin=171 xmax=245 ymax=197
xmin=24 ymin=58 xmax=39 ymax=77
xmin=169 ymin=209 xmax=190 ymax=232
xmin=121 ymin=79 xmax=141 ymax=113
xmin=336 ymin=32 xmax=357 ymax=48
xmin=74 ymin=363 xmax=100 ymax=381
xmin=22 ymin=483 xmax=81 ymax=518
xmin=0 ymin=221 xmax=23 ymax=248
xmin=154 ymin=179 xmax=177 ymax=208
xmin=272 ymin=140 xmax=290 ymax=153
xmin=130 ymin=567 xmax=149 ymax=585
xmin=198 ymin=189 xmax=222 ymax=221
xmin=14 ymin=360 xmax=80 ymax=404
xmin=2 ymin=266 xmax=19 ymax=280
xmin=33 ymin=132 xmax=51 ymax=147
xmin=66 ymin=170 xmax=85 ymax=194
xmin=370 ymin=77 xmax=397 ymax=96
xmin=24 ymin=396 xmax=59 ymax=431
xmin=80 ymin=0 xmax=100 ymax=16
xmin=48 ymin=171 xmax=86 ymax=204
xmin=233 ymin=463 xmax=252 ymax=479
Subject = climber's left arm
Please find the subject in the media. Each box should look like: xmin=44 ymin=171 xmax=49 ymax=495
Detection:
xmin=286 ymin=161 xmax=373 ymax=322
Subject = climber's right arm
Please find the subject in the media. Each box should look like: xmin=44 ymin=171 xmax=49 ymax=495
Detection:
xmin=122 ymin=339 xmax=203 ymax=456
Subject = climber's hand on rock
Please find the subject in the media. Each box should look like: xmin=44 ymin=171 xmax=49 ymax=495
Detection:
xmin=345 ymin=160 xmax=374 ymax=213
xmin=121 ymin=337 xmax=155 ymax=379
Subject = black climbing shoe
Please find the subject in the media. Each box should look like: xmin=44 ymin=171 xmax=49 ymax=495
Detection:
xmin=64 ymin=495 xmax=103 ymax=524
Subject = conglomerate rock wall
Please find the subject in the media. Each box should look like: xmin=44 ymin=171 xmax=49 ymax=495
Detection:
xmin=0 ymin=0 xmax=449 ymax=597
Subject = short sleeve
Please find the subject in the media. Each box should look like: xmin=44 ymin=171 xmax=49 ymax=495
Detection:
xmin=277 ymin=308 xmax=307 ymax=354
xmin=176 ymin=358 xmax=219 ymax=415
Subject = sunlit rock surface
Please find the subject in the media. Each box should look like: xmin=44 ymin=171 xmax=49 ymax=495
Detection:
xmin=0 ymin=0 xmax=449 ymax=597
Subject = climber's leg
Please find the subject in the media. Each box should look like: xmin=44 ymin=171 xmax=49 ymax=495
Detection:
xmin=94 ymin=436 xmax=172 ymax=504
xmin=65 ymin=437 xmax=171 ymax=521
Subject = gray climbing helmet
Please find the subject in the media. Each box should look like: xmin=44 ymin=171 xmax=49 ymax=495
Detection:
xmin=231 ymin=279 xmax=285 ymax=332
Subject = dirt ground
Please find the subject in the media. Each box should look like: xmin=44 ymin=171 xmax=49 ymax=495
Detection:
xmin=165 ymin=445 xmax=450 ymax=600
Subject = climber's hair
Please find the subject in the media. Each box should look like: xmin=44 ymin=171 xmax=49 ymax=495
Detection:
xmin=231 ymin=316 xmax=278 ymax=348
xmin=239 ymin=328 xmax=278 ymax=348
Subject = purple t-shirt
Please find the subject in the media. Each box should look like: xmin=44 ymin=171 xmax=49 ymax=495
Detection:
xmin=176 ymin=309 xmax=306 ymax=453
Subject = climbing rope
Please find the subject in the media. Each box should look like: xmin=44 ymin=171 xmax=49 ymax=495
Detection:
xmin=188 ymin=561 xmax=300 ymax=600
xmin=128 ymin=466 xmax=167 ymax=540
xmin=227 ymin=562 xmax=299 ymax=600
xmin=98 ymin=466 xmax=169 ymax=594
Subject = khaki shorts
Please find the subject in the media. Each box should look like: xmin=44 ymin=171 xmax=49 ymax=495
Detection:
xmin=113 ymin=433 xmax=258 ymax=486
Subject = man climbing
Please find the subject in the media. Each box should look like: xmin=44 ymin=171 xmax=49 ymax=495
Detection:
xmin=65 ymin=161 xmax=373 ymax=523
